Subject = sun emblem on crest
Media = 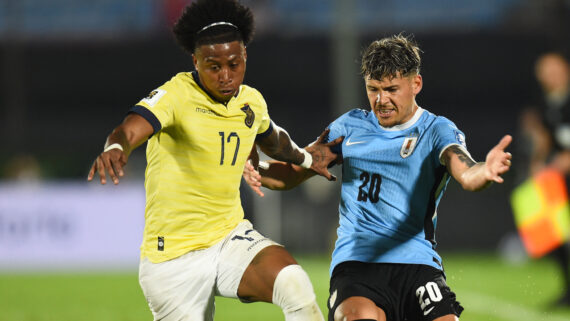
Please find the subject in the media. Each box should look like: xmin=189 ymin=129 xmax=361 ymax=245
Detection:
xmin=400 ymin=133 xmax=419 ymax=158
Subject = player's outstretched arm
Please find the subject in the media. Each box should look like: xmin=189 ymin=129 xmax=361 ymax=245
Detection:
xmin=443 ymin=135 xmax=512 ymax=191
xmin=87 ymin=113 xmax=154 ymax=185
xmin=256 ymin=125 xmax=343 ymax=181
xmin=243 ymin=159 xmax=316 ymax=196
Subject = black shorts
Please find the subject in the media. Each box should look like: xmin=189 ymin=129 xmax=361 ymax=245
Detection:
xmin=327 ymin=261 xmax=464 ymax=321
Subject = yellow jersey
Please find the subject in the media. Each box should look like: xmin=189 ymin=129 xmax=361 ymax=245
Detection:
xmin=131 ymin=71 xmax=272 ymax=263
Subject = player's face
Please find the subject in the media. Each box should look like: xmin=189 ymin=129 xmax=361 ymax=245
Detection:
xmin=193 ymin=41 xmax=247 ymax=103
xmin=365 ymin=73 xmax=422 ymax=128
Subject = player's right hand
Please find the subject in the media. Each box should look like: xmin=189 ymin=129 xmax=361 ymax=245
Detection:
xmin=87 ymin=148 xmax=127 ymax=185
xmin=305 ymin=129 xmax=344 ymax=181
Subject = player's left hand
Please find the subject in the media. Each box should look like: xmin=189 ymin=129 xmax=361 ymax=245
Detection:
xmin=484 ymin=134 xmax=513 ymax=183
xmin=243 ymin=160 xmax=264 ymax=197
xmin=305 ymin=129 xmax=344 ymax=181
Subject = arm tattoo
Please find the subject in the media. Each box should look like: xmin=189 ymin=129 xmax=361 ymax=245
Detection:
xmin=258 ymin=128 xmax=303 ymax=164
xmin=446 ymin=145 xmax=476 ymax=168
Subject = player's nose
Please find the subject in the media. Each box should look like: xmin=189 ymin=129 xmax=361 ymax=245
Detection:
xmin=219 ymin=67 xmax=232 ymax=84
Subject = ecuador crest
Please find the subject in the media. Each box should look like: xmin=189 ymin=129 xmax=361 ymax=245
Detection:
xmin=241 ymin=104 xmax=255 ymax=128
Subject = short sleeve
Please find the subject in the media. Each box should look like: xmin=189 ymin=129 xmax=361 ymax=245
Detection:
xmin=431 ymin=117 xmax=469 ymax=165
xmin=133 ymin=84 xmax=176 ymax=133
xmin=324 ymin=112 xmax=351 ymax=154
xmin=254 ymin=89 xmax=271 ymax=135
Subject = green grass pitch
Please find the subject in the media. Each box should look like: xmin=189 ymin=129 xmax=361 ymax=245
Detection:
xmin=1 ymin=253 xmax=569 ymax=321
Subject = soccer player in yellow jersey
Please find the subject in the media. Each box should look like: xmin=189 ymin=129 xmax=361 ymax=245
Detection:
xmin=87 ymin=1 xmax=341 ymax=320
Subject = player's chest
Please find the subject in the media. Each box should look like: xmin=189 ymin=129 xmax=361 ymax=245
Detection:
xmin=342 ymin=131 xmax=433 ymax=165
xmin=178 ymin=101 xmax=261 ymax=139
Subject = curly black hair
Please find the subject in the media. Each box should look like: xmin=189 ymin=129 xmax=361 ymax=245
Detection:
xmin=173 ymin=0 xmax=254 ymax=54
xmin=361 ymin=34 xmax=422 ymax=80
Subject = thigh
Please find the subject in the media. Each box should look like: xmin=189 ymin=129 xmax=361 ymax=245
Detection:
xmin=328 ymin=261 xmax=396 ymax=321
xmin=216 ymin=220 xmax=288 ymax=302
xmin=406 ymin=266 xmax=464 ymax=321
xmin=333 ymin=296 xmax=386 ymax=321
xmin=139 ymin=249 xmax=218 ymax=321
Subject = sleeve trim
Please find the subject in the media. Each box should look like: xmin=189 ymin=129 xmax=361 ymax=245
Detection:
xmin=439 ymin=143 xmax=472 ymax=166
xmin=129 ymin=105 xmax=162 ymax=134
xmin=256 ymin=122 xmax=274 ymax=140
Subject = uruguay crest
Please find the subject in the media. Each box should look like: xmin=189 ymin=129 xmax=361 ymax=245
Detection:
xmin=400 ymin=134 xmax=419 ymax=158
xmin=241 ymin=104 xmax=255 ymax=128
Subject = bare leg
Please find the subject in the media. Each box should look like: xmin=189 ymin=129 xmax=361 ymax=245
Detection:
xmin=237 ymin=245 xmax=323 ymax=320
xmin=333 ymin=296 xmax=386 ymax=321
xmin=237 ymin=245 xmax=297 ymax=302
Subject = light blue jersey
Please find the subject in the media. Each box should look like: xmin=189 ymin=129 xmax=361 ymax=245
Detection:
xmin=327 ymin=107 xmax=467 ymax=274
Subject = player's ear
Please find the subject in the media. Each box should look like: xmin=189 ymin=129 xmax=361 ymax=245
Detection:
xmin=243 ymin=46 xmax=248 ymax=62
xmin=412 ymin=74 xmax=423 ymax=95
xmin=192 ymin=54 xmax=198 ymax=70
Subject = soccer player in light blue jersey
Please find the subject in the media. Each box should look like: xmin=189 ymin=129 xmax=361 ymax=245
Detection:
xmin=244 ymin=34 xmax=512 ymax=321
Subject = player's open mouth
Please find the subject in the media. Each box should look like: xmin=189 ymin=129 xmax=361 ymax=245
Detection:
xmin=376 ymin=108 xmax=395 ymax=117
xmin=220 ymin=89 xmax=235 ymax=96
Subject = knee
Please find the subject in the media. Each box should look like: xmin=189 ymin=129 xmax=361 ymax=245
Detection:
xmin=333 ymin=297 xmax=385 ymax=321
xmin=272 ymin=264 xmax=317 ymax=312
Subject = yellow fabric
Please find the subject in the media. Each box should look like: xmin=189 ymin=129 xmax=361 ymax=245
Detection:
xmin=510 ymin=168 xmax=570 ymax=258
xmin=136 ymin=72 xmax=271 ymax=263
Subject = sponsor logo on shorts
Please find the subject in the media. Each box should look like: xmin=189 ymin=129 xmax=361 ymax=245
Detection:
xmin=157 ymin=236 xmax=165 ymax=251
xmin=329 ymin=289 xmax=337 ymax=308
xmin=423 ymin=306 xmax=435 ymax=316
xmin=246 ymin=238 xmax=269 ymax=251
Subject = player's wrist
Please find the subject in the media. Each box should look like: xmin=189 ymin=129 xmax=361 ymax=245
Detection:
xmin=104 ymin=143 xmax=124 ymax=153
xmin=300 ymin=149 xmax=313 ymax=169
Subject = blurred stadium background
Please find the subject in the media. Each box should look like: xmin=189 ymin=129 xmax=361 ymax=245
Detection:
xmin=1 ymin=0 xmax=570 ymax=320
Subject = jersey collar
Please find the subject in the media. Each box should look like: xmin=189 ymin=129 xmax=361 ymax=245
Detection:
xmin=191 ymin=71 xmax=240 ymax=105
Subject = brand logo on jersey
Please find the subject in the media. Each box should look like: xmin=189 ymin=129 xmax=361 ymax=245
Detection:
xmin=241 ymin=104 xmax=255 ymax=128
xmin=454 ymin=130 xmax=466 ymax=147
xmin=345 ymin=137 xmax=367 ymax=146
xmin=400 ymin=134 xmax=419 ymax=158
xmin=141 ymin=89 xmax=166 ymax=107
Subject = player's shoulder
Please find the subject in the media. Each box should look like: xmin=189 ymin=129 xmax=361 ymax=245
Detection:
xmin=164 ymin=72 xmax=194 ymax=89
xmin=238 ymin=83 xmax=266 ymax=104
xmin=338 ymin=108 xmax=371 ymax=122
xmin=149 ymin=72 xmax=195 ymax=97
xmin=421 ymin=108 xmax=459 ymax=130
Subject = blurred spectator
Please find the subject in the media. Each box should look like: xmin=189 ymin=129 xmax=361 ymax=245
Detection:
xmin=2 ymin=154 xmax=42 ymax=182
xmin=518 ymin=52 xmax=570 ymax=306
xmin=161 ymin=0 xmax=191 ymax=27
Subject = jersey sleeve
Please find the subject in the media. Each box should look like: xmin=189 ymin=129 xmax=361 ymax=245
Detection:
xmin=431 ymin=117 xmax=469 ymax=165
xmin=130 ymin=82 xmax=177 ymax=134
xmin=252 ymin=88 xmax=272 ymax=136
xmin=325 ymin=111 xmax=352 ymax=154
